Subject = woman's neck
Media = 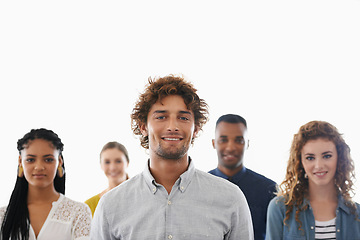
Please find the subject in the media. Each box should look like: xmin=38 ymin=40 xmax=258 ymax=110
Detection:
xmin=27 ymin=185 xmax=60 ymax=204
xmin=308 ymin=182 xmax=338 ymax=221
xmin=308 ymin=182 xmax=338 ymax=202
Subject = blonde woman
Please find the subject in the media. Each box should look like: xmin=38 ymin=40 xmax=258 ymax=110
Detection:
xmin=266 ymin=121 xmax=360 ymax=239
xmin=85 ymin=142 xmax=129 ymax=216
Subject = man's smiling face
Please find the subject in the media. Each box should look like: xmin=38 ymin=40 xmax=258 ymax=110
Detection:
xmin=141 ymin=95 xmax=198 ymax=161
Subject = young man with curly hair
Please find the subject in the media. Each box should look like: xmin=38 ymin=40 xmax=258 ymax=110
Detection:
xmin=90 ymin=75 xmax=254 ymax=240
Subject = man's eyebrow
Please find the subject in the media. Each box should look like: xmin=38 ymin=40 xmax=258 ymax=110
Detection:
xmin=179 ymin=110 xmax=192 ymax=115
xmin=152 ymin=110 xmax=167 ymax=114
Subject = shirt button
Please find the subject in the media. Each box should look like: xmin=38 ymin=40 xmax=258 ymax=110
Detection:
xmin=167 ymin=200 xmax=172 ymax=205
xmin=337 ymin=229 xmax=340 ymax=232
xmin=310 ymin=226 xmax=314 ymax=230
xmin=180 ymin=186 xmax=184 ymax=190
xmin=152 ymin=188 xmax=156 ymax=193
xmin=168 ymin=235 xmax=173 ymax=239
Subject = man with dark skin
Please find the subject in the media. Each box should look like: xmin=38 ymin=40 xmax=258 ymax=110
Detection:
xmin=209 ymin=114 xmax=277 ymax=240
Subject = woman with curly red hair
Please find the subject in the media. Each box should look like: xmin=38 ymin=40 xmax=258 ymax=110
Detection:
xmin=266 ymin=120 xmax=360 ymax=239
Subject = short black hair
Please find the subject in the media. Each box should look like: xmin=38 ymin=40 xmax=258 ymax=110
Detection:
xmin=216 ymin=114 xmax=247 ymax=128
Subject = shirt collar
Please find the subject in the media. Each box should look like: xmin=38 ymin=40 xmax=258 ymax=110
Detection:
xmin=143 ymin=157 xmax=195 ymax=194
xmin=337 ymin=195 xmax=351 ymax=214
xmin=214 ymin=166 xmax=247 ymax=182
xmin=302 ymin=194 xmax=351 ymax=215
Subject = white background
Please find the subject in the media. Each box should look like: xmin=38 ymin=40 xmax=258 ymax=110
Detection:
xmin=0 ymin=0 xmax=359 ymax=206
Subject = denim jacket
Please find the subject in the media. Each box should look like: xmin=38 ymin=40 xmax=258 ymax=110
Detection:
xmin=266 ymin=195 xmax=360 ymax=240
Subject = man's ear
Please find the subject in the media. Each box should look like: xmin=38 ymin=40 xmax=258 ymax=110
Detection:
xmin=212 ymin=139 xmax=215 ymax=149
xmin=140 ymin=123 xmax=148 ymax=137
xmin=193 ymin=126 xmax=200 ymax=138
xmin=18 ymin=155 xmax=22 ymax=165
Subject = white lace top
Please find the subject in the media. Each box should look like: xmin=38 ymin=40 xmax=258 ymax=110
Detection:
xmin=0 ymin=194 xmax=91 ymax=240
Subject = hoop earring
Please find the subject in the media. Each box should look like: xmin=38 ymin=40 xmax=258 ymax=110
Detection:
xmin=57 ymin=166 xmax=65 ymax=178
xmin=18 ymin=165 xmax=24 ymax=178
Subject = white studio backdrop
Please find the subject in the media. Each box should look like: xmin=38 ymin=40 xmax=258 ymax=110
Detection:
xmin=0 ymin=0 xmax=359 ymax=206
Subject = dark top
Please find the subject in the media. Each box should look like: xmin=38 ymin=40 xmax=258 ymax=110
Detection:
xmin=209 ymin=167 xmax=277 ymax=240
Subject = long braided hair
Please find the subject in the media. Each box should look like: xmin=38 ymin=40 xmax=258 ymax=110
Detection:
xmin=1 ymin=128 xmax=65 ymax=240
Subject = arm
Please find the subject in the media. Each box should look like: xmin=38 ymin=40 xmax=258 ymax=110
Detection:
xmin=265 ymin=197 xmax=285 ymax=240
xmin=226 ymin=189 xmax=254 ymax=240
xmin=72 ymin=203 xmax=92 ymax=240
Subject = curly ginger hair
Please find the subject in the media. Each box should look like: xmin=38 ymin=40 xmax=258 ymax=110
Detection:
xmin=278 ymin=120 xmax=356 ymax=230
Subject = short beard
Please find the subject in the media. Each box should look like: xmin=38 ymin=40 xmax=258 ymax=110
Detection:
xmin=155 ymin=144 xmax=188 ymax=160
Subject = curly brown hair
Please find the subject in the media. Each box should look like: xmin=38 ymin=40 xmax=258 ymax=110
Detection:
xmin=278 ymin=120 xmax=356 ymax=231
xmin=131 ymin=74 xmax=209 ymax=149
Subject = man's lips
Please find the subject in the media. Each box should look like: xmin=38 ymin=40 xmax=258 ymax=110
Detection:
xmin=162 ymin=136 xmax=183 ymax=141
xmin=222 ymin=154 xmax=238 ymax=161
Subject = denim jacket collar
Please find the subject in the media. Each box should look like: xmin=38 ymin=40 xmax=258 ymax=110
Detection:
xmin=301 ymin=194 xmax=351 ymax=215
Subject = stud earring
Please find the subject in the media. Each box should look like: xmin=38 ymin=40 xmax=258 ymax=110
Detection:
xmin=57 ymin=166 xmax=65 ymax=178
xmin=304 ymin=173 xmax=308 ymax=179
xmin=17 ymin=165 xmax=24 ymax=178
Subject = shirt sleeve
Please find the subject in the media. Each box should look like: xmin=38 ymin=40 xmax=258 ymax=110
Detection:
xmin=90 ymin=196 xmax=114 ymax=240
xmin=265 ymin=197 xmax=285 ymax=240
xmin=226 ymin=189 xmax=254 ymax=240
xmin=72 ymin=203 xmax=92 ymax=240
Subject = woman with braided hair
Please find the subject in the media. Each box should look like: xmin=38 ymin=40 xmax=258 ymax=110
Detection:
xmin=0 ymin=128 xmax=91 ymax=240
xmin=266 ymin=121 xmax=360 ymax=239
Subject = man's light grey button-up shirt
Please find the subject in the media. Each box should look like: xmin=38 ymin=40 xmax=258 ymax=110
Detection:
xmin=90 ymin=159 xmax=254 ymax=240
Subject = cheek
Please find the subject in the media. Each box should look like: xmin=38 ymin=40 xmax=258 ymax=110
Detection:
xmin=101 ymin=165 xmax=109 ymax=172
xmin=301 ymin=159 xmax=309 ymax=171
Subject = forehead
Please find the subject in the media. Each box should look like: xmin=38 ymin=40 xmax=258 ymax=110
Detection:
xmin=21 ymin=139 xmax=56 ymax=153
xmin=302 ymin=138 xmax=336 ymax=152
xmin=149 ymin=95 xmax=191 ymax=114
xmin=215 ymin=122 xmax=247 ymax=137
xmin=101 ymin=148 xmax=125 ymax=157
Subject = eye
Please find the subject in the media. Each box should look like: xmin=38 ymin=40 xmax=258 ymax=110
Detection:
xmin=116 ymin=160 xmax=123 ymax=163
xmin=45 ymin=158 xmax=55 ymax=163
xmin=218 ymin=138 xmax=228 ymax=143
xmin=324 ymin=154 xmax=332 ymax=159
xmin=179 ymin=116 xmax=189 ymax=121
xmin=26 ymin=158 xmax=35 ymax=162
xmin=235 ymin=138 xmax=245 ymax=144
xmin=306 ymin=156 xmax=315 ymax=161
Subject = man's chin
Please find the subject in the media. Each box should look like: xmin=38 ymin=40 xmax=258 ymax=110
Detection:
xmin=221 ymin=162 xmax=241 ymax=170
xmin=156 ymin=147 xmax=188 ymax=160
